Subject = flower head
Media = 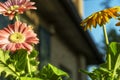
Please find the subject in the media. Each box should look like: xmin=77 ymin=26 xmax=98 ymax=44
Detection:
xmin=0 ymin=21 xmax=39 ymax=52
xmin=81 ymin=6 xmax=120 ymax=30
xmin=0 ymin=0 xmax=37 ymax=20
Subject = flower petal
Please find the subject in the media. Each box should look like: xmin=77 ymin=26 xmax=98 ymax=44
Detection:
xmin=0 ymin=0 xmax=37 ymax=20
xmin=0 ymin=21 xmax=39 ymax=53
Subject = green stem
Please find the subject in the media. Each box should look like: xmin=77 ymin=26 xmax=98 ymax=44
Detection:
xmin=103 ymin=25 xmax=109 ymax=46
xmin=26 ymin=54 xmax=31 ymax=76
xmin=15 ymin=15 xmax=19 ymax=21
xmin=101 ymin=75 xmax=104 ymax=80
xmin=102 ymin=25 xmax=111 ymax=70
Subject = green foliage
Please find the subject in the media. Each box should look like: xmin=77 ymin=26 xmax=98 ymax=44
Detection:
xmin=28 ymin=49 xmax=39 ymax=73
xmin=109 ymin=42 xmax=120 ymax=79
xmin=20 ymin=77 xmax=43 ymax=80
xmin=11 ymin=49 xmax=28 ymax=72
xmin=8 ymin=49 xmax=39 ymax=77
xmin=80 ymin=42 xmax=120 ymax=80
xmin=109 ymin=42 xmax=120 ymax=69
xmin=0 ymin=49 xmax=18 ymax=77
xmin=39 ymin=63 xmax=69 ymax=80
xmin=80 ymin=67 xmax=112 ymax=80
xmin=0 ymin=49 xmax=70 ymax=80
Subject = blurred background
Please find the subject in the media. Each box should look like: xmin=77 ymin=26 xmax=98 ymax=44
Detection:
xmin=1 ymin=0 xmax=120 ymax=80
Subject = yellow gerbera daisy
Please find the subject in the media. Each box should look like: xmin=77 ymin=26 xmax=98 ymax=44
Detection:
xmin=81 ymin=6 xmax=120 ymax=30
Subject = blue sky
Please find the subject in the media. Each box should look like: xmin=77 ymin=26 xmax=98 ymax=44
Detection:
xmin=83 ymin=0 xmax=120 ymax=53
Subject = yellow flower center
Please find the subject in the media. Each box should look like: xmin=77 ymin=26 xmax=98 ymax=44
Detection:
xmin=9 ymin=32 xmax=25 ymax=43
xmin=9 ymin=5 xmax=19 ymax=11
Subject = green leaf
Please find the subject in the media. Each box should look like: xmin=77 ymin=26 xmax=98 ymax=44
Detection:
xmin=80 ymin=68 xmax=101 ymax=80
xmin=40 ymin=63 xmax=69 ymax=80
xmin=20 ymin=77 xmax=43 ymax=80
xmin=109 ymin=42 xmax=120 ymax=69
xmin=29 ymin=49 xmax=39 ymax=72
xmin=48 ymin=64 xmax=69 ymax=77
xmin=109 ymin=42 xmax=120 ymax=78
xmin=29 ymin=49 xmax=38 ymax=58
xmin=11 ymin=49 xmax=28 ymax=72
xmin=0 ymin=49 xmax=18 ymax=77
xmin=0 ymin=50 xmax=9 ymax=63
xmin=115 ymin=67 xmax=120 ymax=79
xmin=79 ymin=69 xmax=90 ymax=74
xmin=11 ymin=49 xmax=39 ymax=76
xmin=80 ymin=67 xmax=112 ymax=80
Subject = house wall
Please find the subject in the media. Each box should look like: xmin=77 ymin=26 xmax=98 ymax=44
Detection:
xmin=72 ymin=0 xmax=84 ymax=16
xmin=50 ymin=35 xmax=78 ymax=80
xmin=78 ymin=55 xmax=87 ymax=80
xmin=20 ymin=16 xmax=87 ymax=80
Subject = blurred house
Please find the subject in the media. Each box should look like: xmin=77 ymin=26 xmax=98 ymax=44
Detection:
xmin=20 ymin=0 xmax=104 ymax=80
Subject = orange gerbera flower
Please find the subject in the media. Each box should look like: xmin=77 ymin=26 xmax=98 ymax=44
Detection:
xmin=0 ymin=0 xmax=37 ymax=20
xmin=0 ymin=21 xmax=39 ymax=52
xmin=81 ymin=6 xmax=120 ymax=30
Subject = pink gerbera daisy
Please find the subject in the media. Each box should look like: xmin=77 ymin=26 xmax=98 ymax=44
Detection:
xmin=0 ymin=0 xmax=37 ymax=20
xmin=0 ymin=21 xmax=39 ymax=52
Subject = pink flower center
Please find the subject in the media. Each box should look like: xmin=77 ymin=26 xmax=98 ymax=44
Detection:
xmin=9 ymin=32 xmax=25 ymax=43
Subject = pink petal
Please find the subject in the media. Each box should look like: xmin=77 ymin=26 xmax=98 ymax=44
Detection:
xmin=9 ymin=43 xmax=16 ymax=52
xmin=14 ymin=21 xmax=21 ymax=32
xmin=0 ymin=40 xmax=10 ymax=44
xmin=22 ymin=42 xmax=33 ymax=51
xmin=0 ymin=3 xmax=8 ymax=11
xmin=6 ymin=43 xmax=13 ymax=50
xmin=0 ymin=21 xmax=39 ymax=53
xmin=0 ymin=44 xmax=7 ymax=50
xmin=26 ymin=37 xmax=39 ymax=44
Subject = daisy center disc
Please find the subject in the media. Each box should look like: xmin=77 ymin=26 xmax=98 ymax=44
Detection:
xmin=9 ymin=5 xmax=19 ymax=11
xmin=9 ymin=32 xmax=25 ymax=43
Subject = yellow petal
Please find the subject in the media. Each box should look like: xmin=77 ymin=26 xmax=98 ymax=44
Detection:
xmin=115 ymin=22 xmax=120 ymax=26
